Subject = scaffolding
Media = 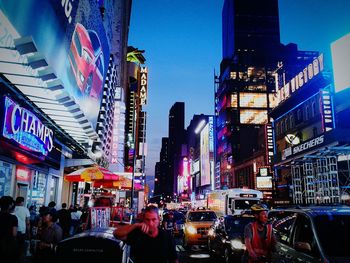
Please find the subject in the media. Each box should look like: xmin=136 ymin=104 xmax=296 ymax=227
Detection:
xmin=290 ymin=146 xmax=350 ymax=205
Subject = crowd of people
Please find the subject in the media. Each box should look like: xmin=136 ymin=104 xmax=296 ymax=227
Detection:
xmin=0 ymin=195 xmax=89 ymax=263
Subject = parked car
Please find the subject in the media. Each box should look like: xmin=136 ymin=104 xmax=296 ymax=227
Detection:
xmin=69 ymin=23 xmax=105 ymax=99
xmin=183 ymin=209 xmax=217 ymax=247
xmin=208 ymin=214 xmax=254 ymax=263
xmin=269 ymin=206 xmax=350 ymax=263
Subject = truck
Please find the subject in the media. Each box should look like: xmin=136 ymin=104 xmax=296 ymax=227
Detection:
xmin=207 ymin=188 xmax=263 ymax=216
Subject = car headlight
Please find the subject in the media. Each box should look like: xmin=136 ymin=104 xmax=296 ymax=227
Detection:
xmin=230 ymin=239 xmax=246 ymax=250
xmin=186 ymin=225 xmax=197 ymax=235
xmin=79 ymin=71 xmax=85 ymax=83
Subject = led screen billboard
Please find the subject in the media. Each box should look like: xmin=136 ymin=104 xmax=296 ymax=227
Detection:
xmin=239 ymin=93 xmax=267 ymax=108
xmin=240 ymin=109 xmax=267 ymax=124
xmin=0 ymin=0 xmax=110 ymax=129
xmin=200 ymin=124 xmax=210 ymax=186
xmin=331 ymin=33 xmax=350 ymax=93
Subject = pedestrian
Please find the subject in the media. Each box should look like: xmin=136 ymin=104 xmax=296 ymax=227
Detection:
xmin=57 ymin=203 xmax=71 ymax=238
xmin=162 ymin=210 xmax=177 ymax=237
xmin=48 ymin=201 xmax=57 ymax=215
xmin=113 ymin=205 xmax=179 ymax=263
xmin=243 ymin=204 xmax=276 ymax=263
xmin=0 ymin=196 xmax=19 ymax=263
xmin=13 ymin=196 xmax=31 ymax=261
xmin=70 ymin=205 xmax=82 ymax=235
xmin=36 ymin=208 xmax=63 ymax=263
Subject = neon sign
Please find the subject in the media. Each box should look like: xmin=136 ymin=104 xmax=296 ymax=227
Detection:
xmin=139 ymin=67 xmax=148 ymax=105
xmin=2 ymin=96 xmax=54 ymax=156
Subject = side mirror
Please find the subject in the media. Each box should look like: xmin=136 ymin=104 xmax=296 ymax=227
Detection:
xmin=294 ymin=242 xmax=312 ymax=253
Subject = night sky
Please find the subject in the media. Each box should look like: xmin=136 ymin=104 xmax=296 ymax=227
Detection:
xmin=128 ymin=0 xmax=350 ymax=186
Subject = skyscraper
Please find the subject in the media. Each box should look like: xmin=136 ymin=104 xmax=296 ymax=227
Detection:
xmin=168 ymin=102 xmax=186 ymax=195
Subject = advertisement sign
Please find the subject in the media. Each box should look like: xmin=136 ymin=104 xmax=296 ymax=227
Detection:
xmin=0 ymin=0 xmax=110 ymax=129
xmin=331 ymin=33 xmax=350 ymax=93
xmin=256 ymin=176 xmax=273 ymax=189
xmin=320 ymin=87 xmax=335 ymax=132
xmin=16 ymin=166 xmax=31 ymax=183
xmin=2 ymin=96 xmax=54 ymax=156
xmin=265 ymin=124 xmax=274 ymax=164
xmin=240 ymin=109 xmax=267 ymax=124
xmin=200 ymin=124 xmax=210 ymax=186
xmin=90 ymin=207 xmax=111 ymax=229
xmin=139 ymin=67 xmax=148 ymax=105
xmin=275 ymin=54 xmax=324 ymax=106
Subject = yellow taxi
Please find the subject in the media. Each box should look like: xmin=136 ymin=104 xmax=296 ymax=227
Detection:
xmin=183 ymin=209 xmax=217 ymax=247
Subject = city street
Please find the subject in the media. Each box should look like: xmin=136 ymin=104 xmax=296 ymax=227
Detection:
xmin=175 ymin=238 xmax=212 ymax=263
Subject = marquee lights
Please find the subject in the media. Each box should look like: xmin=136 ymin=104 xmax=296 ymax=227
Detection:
xmin=2 ymin=96 xmax=54 ymax=156
xmin=139 ymin=67 xmax=148 ymax=105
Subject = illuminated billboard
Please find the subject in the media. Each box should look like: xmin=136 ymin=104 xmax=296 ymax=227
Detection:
xmin=200 ymin=124 xmax=210 ymax=186
xmin=239 ymin=93 xmax=267 ymax=108
xmin=240 ymin=110 xmax=267 ymax=124
xmin=2 ymin=96 xmax=53 ymax=156
xmin=256 ymin=176 xmax=272 ymax=189
xmin=331 ymin=33 xmax=350 ymax=93
xmin=0 ymin=0 xmax=110 ymax=129
xmin=139 ymin=67 xmax=148 ymax=105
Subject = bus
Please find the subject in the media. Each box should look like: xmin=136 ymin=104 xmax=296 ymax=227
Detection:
xmin=207 ymin=188 xmax=263 ymax=216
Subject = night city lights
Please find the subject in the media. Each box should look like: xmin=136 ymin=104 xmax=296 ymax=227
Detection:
xmin=0 ymin=0 xmax=350 ymax=263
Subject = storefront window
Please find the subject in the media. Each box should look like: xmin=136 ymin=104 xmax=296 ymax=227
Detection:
xmin=49 ymin=176 xmax=59 ymax=203
xmin=0 ymin=161 xmax=13 ymax=196
xmin=30 ymin=171 xmax=47 ymax=207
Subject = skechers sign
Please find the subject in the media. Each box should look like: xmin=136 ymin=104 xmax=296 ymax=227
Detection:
xmin=282 ymin=135 xmax=324 ymax=160
xmin=2 ymin=97 xmax=53 ymax=156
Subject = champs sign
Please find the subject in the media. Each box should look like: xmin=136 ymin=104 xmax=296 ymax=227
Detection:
xmin=2 ymin=96 xmax=54 ymax=156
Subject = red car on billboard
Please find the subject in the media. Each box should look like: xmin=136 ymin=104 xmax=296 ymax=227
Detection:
xmin=69 ymin=23 xmax=105 ymax=99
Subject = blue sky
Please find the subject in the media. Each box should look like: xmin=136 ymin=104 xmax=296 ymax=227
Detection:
xmin=128 ymin=0 xmax=350 ymax=182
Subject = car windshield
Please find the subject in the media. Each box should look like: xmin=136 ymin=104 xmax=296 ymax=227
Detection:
xmin=234 ymin=199 xmax=259 ymax=210
xmin=188 ymin=211 xmax=217 ymax=222
xmin=313 ymin=214 xmax=350 ymax=257
xmin=226 ymin=216 xmax=254 ymax=235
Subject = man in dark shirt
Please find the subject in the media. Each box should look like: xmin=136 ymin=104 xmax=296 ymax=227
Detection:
xmin=113 ymin=205 xmax=178 ymax=263
xmin=57 ymin=203 xmax=71 ymax=238
xmin=0 ymin=196 xmax=18 ymax=262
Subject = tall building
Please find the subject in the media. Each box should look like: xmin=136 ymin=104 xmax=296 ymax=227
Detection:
xmin=217 ymin=0 xmax=281 ymax=189
xmin=154 ymin=137 xmax=169 ymax=199
xmin=168 ymin=102 xmax=186 ymax=195
xmin=122 ymin=47 xmax=148 ymax=189
xmin=187 ymin=115 xmax=216 ymax=200
xmin=0 ymin=0 xmax=131 ymax=206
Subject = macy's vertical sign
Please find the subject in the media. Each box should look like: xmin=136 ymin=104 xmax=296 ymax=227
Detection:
xmin=2 ymin=96 xmax=54 ymax=156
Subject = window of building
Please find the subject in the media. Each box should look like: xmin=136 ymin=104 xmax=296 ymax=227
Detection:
xmin=305 ymin=105 xmax=310 ymax=120
xmin=313 ymin=127 xmax=318 ymax=137
xmin=289 ymin=114 xmax=294 ymax=129
xmin=285 ymin=118 xmax=289 ymax=131
xmin=312 ymin=101 xmax=317 ymax=117
xmin=297 ymin=109 xmax=302 ymax=122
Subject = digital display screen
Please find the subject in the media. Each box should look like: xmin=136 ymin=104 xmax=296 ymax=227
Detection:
xmin=256 ymin=176 xmax=273 ymax=189
xmin=240 ymin=110 xmax=268 ymax=124
xmin=332 ymin=33 xmax=350 ymax=93
xmin=239 ymin=93 xmax=267 ymax=108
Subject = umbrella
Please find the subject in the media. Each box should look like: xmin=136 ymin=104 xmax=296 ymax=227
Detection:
xmin=93 ymin=176 xmax=143 ymax=190
xmin=64 ymin=166 xmax=119 ymax=182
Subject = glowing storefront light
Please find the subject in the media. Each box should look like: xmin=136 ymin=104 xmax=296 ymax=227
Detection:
xmin=3 ymin=96 xmax=54 ymax=156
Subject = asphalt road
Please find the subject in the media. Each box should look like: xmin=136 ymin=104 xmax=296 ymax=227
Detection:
xmin=175 ymin=237 xmax=213 ymax=263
